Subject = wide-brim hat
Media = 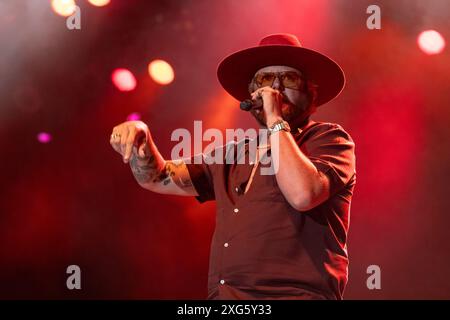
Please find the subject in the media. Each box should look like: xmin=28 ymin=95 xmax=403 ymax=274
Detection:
xmin=217 ymin=33 xmax=345 ymax=107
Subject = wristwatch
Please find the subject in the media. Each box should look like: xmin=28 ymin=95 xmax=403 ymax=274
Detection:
xmin=268 ymin=120 xmax=291 ymax=134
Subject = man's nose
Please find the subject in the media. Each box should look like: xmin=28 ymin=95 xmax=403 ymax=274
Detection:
xmin=271 ymin=76 xmax=284 ymax=90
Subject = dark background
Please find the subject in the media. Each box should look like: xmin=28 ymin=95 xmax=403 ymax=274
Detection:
xmin=0 ymin=0 xmax=449 ymax=299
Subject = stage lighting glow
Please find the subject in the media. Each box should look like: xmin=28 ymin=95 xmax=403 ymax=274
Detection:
xmin=126 ymin=112 xmax=141 ymax=121
xmin=37 ymin=132 xmax=52 ymax=144
xmin=417 ymin=30 xmax=445 ymax=55
xmin=148 ymin=60 xmax=174 ymax=85
xmin=51 ymin=0 xmax=77 ymax=17
xmin=88 ymin=0 xmax=111 ymax=7
xmin=111 ymin=68 xmax=137 ymax=92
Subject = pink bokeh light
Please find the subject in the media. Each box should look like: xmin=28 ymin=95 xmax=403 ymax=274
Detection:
xmin=126 ymin=112 xmax=141 ymax=121
xmin=111 ymin=68 xmax=137 ymax=92
xmin=37 ymin=132 xmax=52 ymax=144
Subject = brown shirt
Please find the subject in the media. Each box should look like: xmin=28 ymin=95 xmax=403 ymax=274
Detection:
xmin=186 ymin=121 xmax=356 ymax=300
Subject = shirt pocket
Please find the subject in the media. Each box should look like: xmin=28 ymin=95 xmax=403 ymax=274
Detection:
xmin=246 ymin=169 xmax=287 ymax=203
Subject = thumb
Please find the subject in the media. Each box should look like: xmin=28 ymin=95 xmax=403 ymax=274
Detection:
xmin=138 ymin=142 xmax=148 ymax=158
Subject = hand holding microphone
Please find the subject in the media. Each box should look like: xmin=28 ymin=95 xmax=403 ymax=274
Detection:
xmin=240 ymin=87 xmax=283 ymax=113
xmin=240 ymin=87 xmax=285 ymax=127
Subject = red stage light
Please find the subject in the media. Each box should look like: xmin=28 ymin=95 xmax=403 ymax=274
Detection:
xmin=148 ymin=60 xmax=174 ymax=85
xmin=417 ymin=30 xmax=446 ymax=55
xmin=51 ymin=0 xmax=77 ymax=17
xmin=111 ymin=68 xmax=137 ymax=92
xmin=88 ymin=0 xmax=111 ymax=7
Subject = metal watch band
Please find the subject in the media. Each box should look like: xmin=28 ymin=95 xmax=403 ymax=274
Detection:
xmin=269 ymin=120 xmax=291 ymax=134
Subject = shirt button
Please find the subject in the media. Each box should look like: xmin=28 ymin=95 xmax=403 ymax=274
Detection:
xmin=220 ymin=279 xmax=225 ymax=285
xmin=235 ymin=187 xmax=239 ymax=193
xmin=233 ymin=208 xmax=239 ymax=213
xmin=224 ymin=242 xmax=229 ymax=247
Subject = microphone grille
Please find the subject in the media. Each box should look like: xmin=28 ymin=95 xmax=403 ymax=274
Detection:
xmin=240 ymin=100 xmax=253 ymax=111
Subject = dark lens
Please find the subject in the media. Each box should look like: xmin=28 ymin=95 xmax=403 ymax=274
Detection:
xmin=256 ymin=73 xmax=275 ymax=87
xmin=282 ymin=72 xmax=301 ymax=89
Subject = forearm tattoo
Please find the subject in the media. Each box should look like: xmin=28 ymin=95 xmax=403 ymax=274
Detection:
xmin=155 ymin=161 xmax=194 ymax=188
xmin=130 ymin=156 xmax=193 ymax=189
xmin=130 ymin=154 xmax=158 ymax=184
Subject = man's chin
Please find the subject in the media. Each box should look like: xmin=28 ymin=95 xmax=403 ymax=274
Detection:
xmin=250 ymin=111 xmax=267 ymax=128
xmin=281 ymin=103 xmax=299 ymax=120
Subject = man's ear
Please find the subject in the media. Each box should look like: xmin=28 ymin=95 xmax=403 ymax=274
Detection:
xmin=307 ymin=81 xmax=318 ymax=108
xmin=248 ymin=81 xmax=256 ymax=95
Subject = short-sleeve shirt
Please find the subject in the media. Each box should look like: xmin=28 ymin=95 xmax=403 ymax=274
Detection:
xmin=186 ymin=120 xmax=356 ymax=300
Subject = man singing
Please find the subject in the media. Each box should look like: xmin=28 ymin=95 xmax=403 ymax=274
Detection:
xmin=110 ymin=34 xmax=356 ymax=300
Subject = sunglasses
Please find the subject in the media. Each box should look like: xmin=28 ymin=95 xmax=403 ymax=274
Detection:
xmin=253 ymin=71 xmax=303 ymax=90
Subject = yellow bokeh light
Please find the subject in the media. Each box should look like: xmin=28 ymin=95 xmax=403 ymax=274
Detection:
xmin=51 ymin=0 xmax=76 ymax=17
xmin=148 ymin=59 xmax=175 ymax=85
xmin=88 ymin=0 xmax=111 ymax=7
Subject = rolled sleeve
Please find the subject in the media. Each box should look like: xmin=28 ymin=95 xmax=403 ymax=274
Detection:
xmin=185 ymin=153 xmax=216 ymax=203
xmin=301 ymin=123 xmax=356 ymax=195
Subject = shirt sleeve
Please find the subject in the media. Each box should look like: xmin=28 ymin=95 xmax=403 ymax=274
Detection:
xmin=185 ymin=152 xmax=216 ymax=203
xmin=300 ymin=123 xmax=356 ymax=196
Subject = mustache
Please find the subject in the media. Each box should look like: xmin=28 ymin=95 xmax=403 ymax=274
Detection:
xmin=252 ymin=93 xmax=293 ymax=110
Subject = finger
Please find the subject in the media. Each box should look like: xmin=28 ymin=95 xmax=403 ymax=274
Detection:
xmin=251 ymin=87 xmax=270 ymax=100
xmin=110 ymin=131 xmax=122 ymax=153
xmin=251 ymin=90 xmax=261 ymax=100
xmin=120 ymin=126 xmax=129 ymax=156
xmin=123 ymin=127 xmax=136 ymax=163
xmin=109 ymin=127 xmax=116 ymax=144
xmin=138 ymin=141 xmax=148 ymax=158
xmin=109 ymin=126 xmax=118 ymax=145
xmin=111 ymin=138 xmax=121 ymax=154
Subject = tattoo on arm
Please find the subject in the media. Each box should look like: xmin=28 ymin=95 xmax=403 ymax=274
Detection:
xmin=153 ymin=160 xmax=193 ymax=189
xmin=130 ymin=156 xmax=193 ymax=191
xmin=129 ymin=154 xmax=158 ymax=184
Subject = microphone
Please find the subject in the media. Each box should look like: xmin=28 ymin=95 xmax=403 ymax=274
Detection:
xmin=240 ymin=97 xmax=263 ymax=111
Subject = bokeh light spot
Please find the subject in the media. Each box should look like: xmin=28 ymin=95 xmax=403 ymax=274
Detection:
xmin=111 ymin=68 xmax=137 ymax=92
xmin=417 ymin=30 xmax=446 ymax=55
xmin=88 ymin=0 xmax=111 ymax=7
xmin=51 ymin=0 xmax=77 ymax=17
xmin=126 ymin=112 xmax=141 ymax=121
xmin=148 ymin=59 xmax=174 ymax=85
xmin=37 ymin=132 xmax=52 ymax=144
